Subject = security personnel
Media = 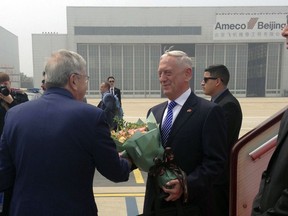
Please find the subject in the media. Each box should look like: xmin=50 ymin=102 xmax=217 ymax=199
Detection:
xmin=0 ymin=71 xmax=28 ymax=216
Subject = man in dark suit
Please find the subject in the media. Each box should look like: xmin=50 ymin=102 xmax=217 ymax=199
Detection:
xmin=0 ymin=49 xmax=131 ymax=216
xmin=251 ymin=20 xmax=288 ymax=216
xmin=201 ymin=64 xmax=243 ymax=216
xmin=143 ymin=50 xmax=227 ymax=216
xmin=98 ymin=81 xmax=123 ymax=130
xmin=107 ymin=76 xmax=122 ymax=107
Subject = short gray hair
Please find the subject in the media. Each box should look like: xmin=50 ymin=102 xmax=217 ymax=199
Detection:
xmin=160 ymin=50 xmax=192 ymax=69
xmin=44 ymin=49 xmax=86 ymax=88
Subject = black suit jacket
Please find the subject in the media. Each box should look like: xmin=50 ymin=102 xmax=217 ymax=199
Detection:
xmin=252 ymin=108 xmax=288 ymax=215
xmin=144 ymin=92 xmax=228 ymax=216
xmin=98 ymin=92 xmax=117 ymax=130
xmin=111 ymin=87 xmax=121 ymax=106
xmin=213 ymin=89 xmax=243 ymax=185
xmin=212 ymin=89 xmax=243 ymax=215
xmin=214 ymin=89 xmax=242 ymax=150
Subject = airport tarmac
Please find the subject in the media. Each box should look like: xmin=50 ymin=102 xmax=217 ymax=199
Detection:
xmin=88 ymin=97 xmax=288 ymax=137
xmin=87 ymin=97 xmax=288 ymax=216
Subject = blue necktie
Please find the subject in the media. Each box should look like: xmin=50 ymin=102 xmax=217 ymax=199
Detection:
xmin=161 ymin=101 xmax=177 ymax=146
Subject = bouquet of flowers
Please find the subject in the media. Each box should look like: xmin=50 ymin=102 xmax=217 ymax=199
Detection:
xmin=111 ymin=113 xmax=164 ymax=172
xmin=111 ymin=113 xmax=188 ymax=202
xmin=111 ymin=113 xmax=187 ymax=195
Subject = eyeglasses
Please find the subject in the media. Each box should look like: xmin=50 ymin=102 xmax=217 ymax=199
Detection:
xmin=109 ymin=80 xmax=115 ymax=83
xmin=73 ymin=73 xmax=90 ymax=82
xmin=203 ymin=77 xmax=218 ymax=83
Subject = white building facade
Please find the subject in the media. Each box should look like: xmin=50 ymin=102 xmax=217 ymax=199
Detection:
xmin=32 ymin=6 xmax=288 ymax=97
xmin=0 ymin=26 xmax=21 ymax=88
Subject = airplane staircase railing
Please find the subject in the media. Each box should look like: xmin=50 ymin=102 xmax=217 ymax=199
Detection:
xmin=229 ymin=106 xmax=288 ymax=216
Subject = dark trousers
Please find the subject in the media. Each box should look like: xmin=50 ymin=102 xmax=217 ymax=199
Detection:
xmin=212 ymin=184 xmax=229 ymax=216
xmin=0 ymin=188 xmax=13 ymax=216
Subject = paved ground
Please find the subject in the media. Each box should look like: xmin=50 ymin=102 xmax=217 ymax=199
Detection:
xmin=87 ymin=97 xmax=288 ymax=216
xmin=88 ymin=97 xmax=288 ymax=137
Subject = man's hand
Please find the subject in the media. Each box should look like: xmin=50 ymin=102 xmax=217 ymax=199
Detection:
xmin=119 ymin=151 xmax=133 ymax=169
xmin=0 ymin=93 xmax=13 ymax=104
xmin=162 ymin=179 xmax=183 ymax=202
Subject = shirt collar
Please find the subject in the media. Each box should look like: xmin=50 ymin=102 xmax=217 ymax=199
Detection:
xmin=211 ymin=88 xmax=227 ymax=102
xmin=169 ymin=88 xmax=191 ymax=107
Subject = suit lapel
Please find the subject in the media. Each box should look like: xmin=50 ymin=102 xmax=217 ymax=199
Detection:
xmin=151 ymin=93 xmax=199 ymax=146
xmin=168 ymin=92 xmax=198 ymax=142
xmin=157 ymin=102 xmax=168 ymax=126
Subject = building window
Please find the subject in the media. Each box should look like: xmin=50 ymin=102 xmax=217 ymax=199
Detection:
xmin=74 ymin=26 xmax=201 ymax=36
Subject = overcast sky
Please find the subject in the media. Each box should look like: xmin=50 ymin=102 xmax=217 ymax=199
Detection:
xmin=0 ymin=0 xmax=287 ymax=77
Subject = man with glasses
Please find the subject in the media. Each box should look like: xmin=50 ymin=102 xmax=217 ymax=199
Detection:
xmin=0 ymin=49 xmax=131 ymax=216
xmin=251 ymin=18 xmax=288 ymax=216
xmin=201 ymin=64 xmax=242 ymax=216
xmin=107 ymin=76 xmax=122 ymax=107
xmin=42 ymin=70 xmax=88 ymax=103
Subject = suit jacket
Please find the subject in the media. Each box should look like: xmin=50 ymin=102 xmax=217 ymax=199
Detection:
xmin=214 ymin=89 xmax=242 ymax=150
xmin=0 ymin=87 xmax=130 ymax=216
xmin=213 ymin=89 xmax=243 ymax=184
xmin=99 ymin=92 xmax=117 ymax=130
xmin=144 ymin=92 xmax=228 ymax=216
xmin=212 ymin=89 xmax=243 ymax=216
xmin=111 ymin=87 xmax=121 ymax=106
xmin=251 ymin=109 xmax=288 ymax=215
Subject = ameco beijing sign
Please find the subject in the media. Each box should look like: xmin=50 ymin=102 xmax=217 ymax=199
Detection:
xmin=213 ymin=12 xmax=287 ymax=40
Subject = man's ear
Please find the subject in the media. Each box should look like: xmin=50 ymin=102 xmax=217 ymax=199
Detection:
xmin=68 ymin=74 xmax=77 ymax=90
xmin=215 ymin=78 xmax=222 ymax=87
xmin=184 ymin=67 xmax=192 ymax=82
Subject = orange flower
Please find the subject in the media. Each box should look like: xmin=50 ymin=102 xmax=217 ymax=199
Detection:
xmin=111 ymin=124 xmax=148 ymax=144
